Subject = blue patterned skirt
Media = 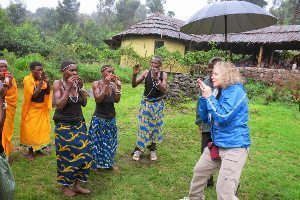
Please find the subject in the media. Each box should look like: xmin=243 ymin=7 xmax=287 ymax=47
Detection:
xmin=89 ymin=116 xmax=118 ymax=169
xmin=55 ymin=120 xmax=92 ymax=186
xmin=136 ymin=98 xmax=164 ymax=151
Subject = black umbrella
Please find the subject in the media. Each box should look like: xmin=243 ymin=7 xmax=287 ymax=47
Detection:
xmin=180 ymin=1 xmax=277 ymax=55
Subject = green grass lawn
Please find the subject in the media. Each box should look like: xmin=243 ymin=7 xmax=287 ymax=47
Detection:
xmin=9 ymin=84 xmax=300 ymax=200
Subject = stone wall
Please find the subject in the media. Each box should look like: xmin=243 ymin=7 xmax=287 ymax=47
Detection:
xmin=165 ymin=74 xmax=202 ymax=102
xmin=165 ymin=68 xmax=300 ymax=102
xmin=238 ymin=67 xmax=300 ymax=87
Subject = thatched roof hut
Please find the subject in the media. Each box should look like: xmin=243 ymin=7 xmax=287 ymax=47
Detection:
xmin=105 ymin=13 xmax=197 ymax=49
xmin=192 ymin=25 xmax=300 ymax=54
xmin=106 ymin=13 xmax=300 ymax=54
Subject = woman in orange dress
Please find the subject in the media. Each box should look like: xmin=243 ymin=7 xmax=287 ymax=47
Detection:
xmin=0 ymin=59 xmax=18 ymax=158
xmin=20 ymin=61 xmax=52 ymax=160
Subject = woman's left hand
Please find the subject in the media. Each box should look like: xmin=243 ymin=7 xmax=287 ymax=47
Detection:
xmin=198 ymin=79 xmax=212 ymax=98
xmin=77 ymin=76 xmax=84 ymax=88
xmin=115 ymin=77 xmax=121 ymax=87
xmin=42 ymin=72 xmax=49 ymax=83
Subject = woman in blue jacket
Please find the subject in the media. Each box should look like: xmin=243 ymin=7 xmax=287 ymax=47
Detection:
xmin=187 ymin=62 xmax=251 ymax=200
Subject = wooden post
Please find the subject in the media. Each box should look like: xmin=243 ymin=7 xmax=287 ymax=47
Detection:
xmin=257 ymin=45 xmax=263 ymax=67
xmin=270 ymin=49 xmax=274 ymax=66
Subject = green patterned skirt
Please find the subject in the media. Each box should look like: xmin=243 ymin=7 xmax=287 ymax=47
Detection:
xmin=0 ymin=152 xmax=15 ymax=200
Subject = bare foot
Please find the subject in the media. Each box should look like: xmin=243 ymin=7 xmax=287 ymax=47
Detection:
xmin=62 ymin=186 xmax=76 ymax=197
xmin=24 ymin=147 xmax=34 ymax=160
xmin=24 ymin=153 xmax=34 ymax=161
xmin=73 ymin=185 xmax=91 ymax=194
xmin=109 ymin=166 xmax=120 ymax=173
xmin=44 ymin=146 xmax=52 ymax=155
xmin=36 ymin=149 xmax=50 ymax=156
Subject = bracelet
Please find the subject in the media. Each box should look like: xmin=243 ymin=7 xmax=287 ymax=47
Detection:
xmin=155 ymin=81 xmax=161 ymax=86
xmin=115 ymin=89 xmax=122 ymax=95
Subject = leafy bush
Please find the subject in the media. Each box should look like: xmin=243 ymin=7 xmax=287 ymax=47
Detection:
xmin=99 ymin=48 xmax=121 ymax=64
xmin=0 ymin=49 xmax=17 ymax=65
xmin=47 ymin=44 xmax=79 ymax=64
xmin=183 ymin=43 xmax=226 ymax=66
xmin=9 ymin=22 xmax=48 ymax=56
xmin=13 ymin=53 xmax=45 ymax=71
xmin=244 ymin=79 xmax=268 ymax=100
xmin=155 ymin=47 xmax=185 ymax=73
xmin=119 ymin=46 xmax=149 ymax=68
xmin=244 ymin=78 xmax=298 ymax=105
xmin=72 ymin=43 xmax=100 ymax=63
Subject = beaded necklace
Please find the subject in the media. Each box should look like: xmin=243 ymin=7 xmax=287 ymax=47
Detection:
xmin=61 ymin=78 xmax=79 ymax=103
xmin=144 ymin=69 xmax=161 ymax=98
xmin=99 ymin=80 xmax=114 ymax=96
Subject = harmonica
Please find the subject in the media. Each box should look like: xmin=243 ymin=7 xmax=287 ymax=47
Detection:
xmin=110 ymin=74 xmax=119 ymax=81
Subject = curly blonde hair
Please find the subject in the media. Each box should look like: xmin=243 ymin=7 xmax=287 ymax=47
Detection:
xmin=214 ymin=62 xmax=245 ymax=88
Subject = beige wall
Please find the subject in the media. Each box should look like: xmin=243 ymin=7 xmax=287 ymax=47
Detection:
xmin=120 ymin=36 xmax=188 ymax=73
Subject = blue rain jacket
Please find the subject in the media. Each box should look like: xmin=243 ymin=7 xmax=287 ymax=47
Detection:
xmin=198 ymin=83 xmax=251 ymax=148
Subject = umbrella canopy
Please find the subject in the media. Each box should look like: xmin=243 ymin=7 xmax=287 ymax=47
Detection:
xmin=180 ymin=1 xmax=277 ymax=35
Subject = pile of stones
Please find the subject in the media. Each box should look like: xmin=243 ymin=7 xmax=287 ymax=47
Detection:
xmin=165 ymin=73 xmax=204 ymax=103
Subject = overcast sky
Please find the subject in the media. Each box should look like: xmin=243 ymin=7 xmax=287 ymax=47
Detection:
xmin=0 ymin=0 xmax=272 ymax=21
xmin=0 ymin=0 xmax=214 ymax=21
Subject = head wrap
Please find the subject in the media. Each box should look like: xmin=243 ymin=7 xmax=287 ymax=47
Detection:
xmin=100 ymin=65 xmax=112 ymax=73
xmin=0 ymin=60 xmax=8 ymax=65
xmin=62 ymin=64 xmax=75 ymax=71
xmin=60 ymin=60 xmax=76 ymax=71
xmin=151 ymin=56 xmax=162 ymax=64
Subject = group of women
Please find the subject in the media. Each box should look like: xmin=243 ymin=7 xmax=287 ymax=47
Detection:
xmin=1 ymin=56 xmax=251 ymax=199
xmin=52 ymin=61 xmax=125 ymax=196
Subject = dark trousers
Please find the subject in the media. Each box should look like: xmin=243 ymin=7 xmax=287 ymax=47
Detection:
xmin=201 ymin=130 xmax=214 ymax=187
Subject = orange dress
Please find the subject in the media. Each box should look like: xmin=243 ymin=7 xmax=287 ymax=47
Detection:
xmin=20 ymin=73 xmax=52 ymax=151
xmin=2 ymin=78 xmax=18 ymax=156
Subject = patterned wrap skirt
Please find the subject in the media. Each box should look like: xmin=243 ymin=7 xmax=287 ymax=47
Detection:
xmin=136 ymin=98 xmax=164 ymax=151
xmin=89 ymin=116 xmax=118 ymax=169
xmin=55 ymin=120 xmax=92 ymax=186
xmin=0 ymin=152 xmax=15 ymax=200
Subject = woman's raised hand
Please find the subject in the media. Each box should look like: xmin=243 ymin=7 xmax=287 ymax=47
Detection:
xmin=77 ymin=76 xmax=84 ymax=88
xmin=197 ymin=79 xmax=212 ymax=98
xmin=103 ymin=75 xmax=112 ymax=85
xmin=0 ymin=81 xmax=8 ymax=97
xmin=114 ymin=76 xmax=121 ymax=87
xmin=133 ymin=64 xmax=141 ymax=75
xmin=42 ymin=71 xmax=49 ymax=83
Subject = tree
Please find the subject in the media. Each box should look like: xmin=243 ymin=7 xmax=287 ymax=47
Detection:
xmin=97 ymin=0 xmax=116 ymax=25
xmin=57 ymin=0 xmax=80 ymax=27
xmin=10 ymin=22 xmax=47 ymax=55
xmin=6 ymin=0 xmax=27 ymax=25
xmin=167 ymin=11 xmax=175 ymax=18
xmin=291 ymin=0 xmax=300 ymax=24
xmin=135 ymin=4 xmax=147 ymax=22
xmin=146 ymin=0 xmax=166 ymax=14
xmin=207 ymin=0 xmax=268 ymax=8
xmin=270 ymin=0 xmax=299 ymax=24
xmin=33 ymin=7 xmax=60 ymax=32
xmin=55 ymin=24 xmax=78 ymax=45
xmin=0 ymin=8 xmax=13 ymax=52
xmin=115 ymin=0 xmax=141 ymax=28
xmin=77 ymin=19 xmax=108 ymax=48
